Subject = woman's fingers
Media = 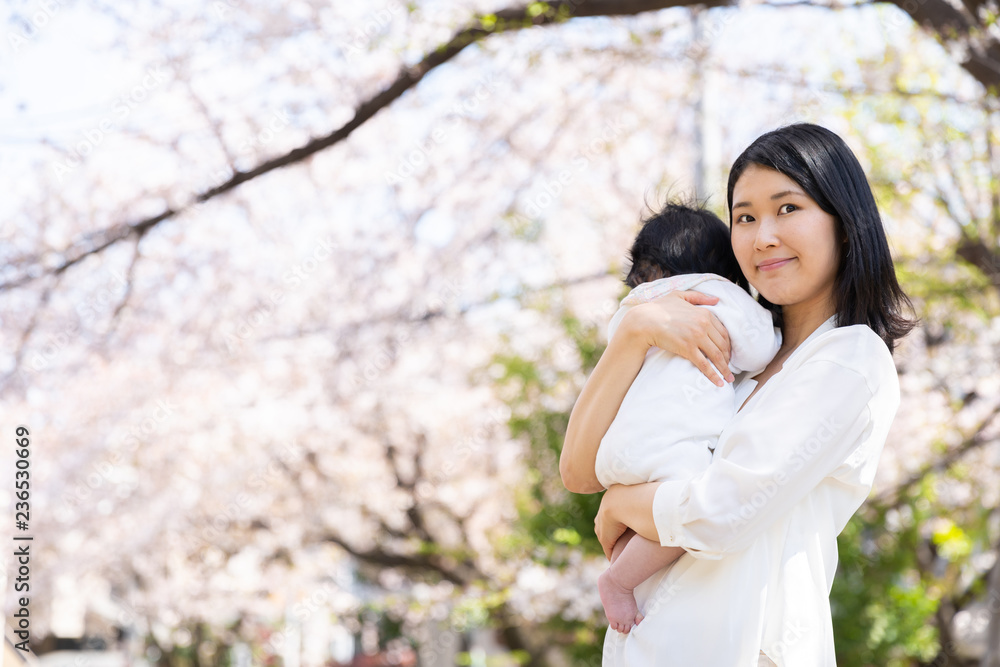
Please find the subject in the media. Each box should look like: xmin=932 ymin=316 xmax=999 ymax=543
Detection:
xmin=635 ymin=291 xmax=735 ymax=385
xmin=595 ymin=493 xmax=627 ymax=561
xmin=597 ymin=518 xmax=618 ymax=561
xmin=689 ymin=347 xmax=725 ymax=387
xmin=703 ymin=315 xmax=733 ymax=384
xmin=676 ymin=293 xmax=732 ymax=385
xmin=707 ymin=311 xmax=732 ymax=360
xmin=676 ymin=290 xmax=719 ymax=307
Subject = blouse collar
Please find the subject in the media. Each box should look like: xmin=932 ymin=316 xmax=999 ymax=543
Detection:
xmin=735 ymin=314 xmax=840 ymax=411
xmin=781 ymin=313 xmax=838 ymax=366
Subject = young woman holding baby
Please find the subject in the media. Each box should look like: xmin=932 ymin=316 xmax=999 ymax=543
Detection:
xmin=560 ymin=123 xmax=915 ymax=666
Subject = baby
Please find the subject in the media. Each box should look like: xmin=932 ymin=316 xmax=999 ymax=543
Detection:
xmin=595 ymin=201 xmax=781 ymax=633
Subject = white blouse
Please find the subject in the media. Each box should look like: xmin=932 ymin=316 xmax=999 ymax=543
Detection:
xmin=602 ymin=316 xmax=900 ymax=667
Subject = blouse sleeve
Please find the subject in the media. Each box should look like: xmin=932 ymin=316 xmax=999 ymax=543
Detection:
xmin=651 ymin=357 xmax=878 ymax=560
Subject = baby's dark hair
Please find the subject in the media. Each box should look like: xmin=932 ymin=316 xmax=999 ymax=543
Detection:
xmin=625 ymin=201 xmax=748 ymax=291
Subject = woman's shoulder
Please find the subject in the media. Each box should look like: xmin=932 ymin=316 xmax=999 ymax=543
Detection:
xmin=790 ymin=322 xmax=898 ymax=395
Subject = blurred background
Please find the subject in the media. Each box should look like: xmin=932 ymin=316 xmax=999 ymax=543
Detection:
xmin=1 ymin=0 xmax=998 ymax=665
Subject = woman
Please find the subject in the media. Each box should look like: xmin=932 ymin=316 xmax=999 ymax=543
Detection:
xmin=560 ymin=124 xmax=914 ymax=666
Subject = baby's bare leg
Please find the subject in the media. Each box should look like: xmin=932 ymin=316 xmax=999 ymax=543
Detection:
xmin=610 ymin=528 xmax=635 ymax=564
xmin=599 ymin=535 xmax=685 ymax=634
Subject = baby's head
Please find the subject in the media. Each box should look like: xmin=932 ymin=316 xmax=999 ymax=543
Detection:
xmin=625 ymin=200 xmax=747 ymax=291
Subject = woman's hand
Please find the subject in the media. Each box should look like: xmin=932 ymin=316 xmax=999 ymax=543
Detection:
xmin=623 ymin=291 xmax=733 ymax=386
xmin=596 ymin=482 xmax=674 ymax=559
xmin=596 ymin=485 xmax=629 ymax=561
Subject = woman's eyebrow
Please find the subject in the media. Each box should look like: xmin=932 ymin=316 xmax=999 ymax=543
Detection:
xmin=769 ymin=189 xmax=804 ymax=200
xmin=733 ymin=189 xmax=805 ymax=210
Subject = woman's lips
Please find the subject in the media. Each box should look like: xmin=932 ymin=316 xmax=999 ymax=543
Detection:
xmin=757 ymin=257 xmax=794 ymax=272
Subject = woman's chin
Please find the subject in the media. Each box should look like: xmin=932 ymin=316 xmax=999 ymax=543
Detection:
xmin=751 ymin=288 xmax=790 ymax=306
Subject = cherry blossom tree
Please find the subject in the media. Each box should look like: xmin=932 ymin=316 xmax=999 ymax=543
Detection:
xmin=1 ymin=1 xmax=998 ymax=665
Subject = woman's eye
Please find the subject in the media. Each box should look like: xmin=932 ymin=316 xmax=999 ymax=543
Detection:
xmin=779 ymin=204 xmax=797 ymax=214
xmin=735 ymin=214 xmax=754 ymax=224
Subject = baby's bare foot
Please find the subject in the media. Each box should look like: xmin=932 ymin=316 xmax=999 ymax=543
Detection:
xmin=598 ymin=569 xmax=642 ymax=634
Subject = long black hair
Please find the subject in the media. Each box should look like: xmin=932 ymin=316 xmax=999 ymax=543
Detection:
xmin=626 ymin=200 xmax=747 ymax=291
xmin=726 ymin=123 xmax=916 ymax=353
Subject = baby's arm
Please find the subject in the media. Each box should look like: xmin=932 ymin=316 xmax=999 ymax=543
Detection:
xmin=598 ymin=531 xmax=685 ymax=633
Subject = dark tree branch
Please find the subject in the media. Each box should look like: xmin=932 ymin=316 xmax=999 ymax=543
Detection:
xmin=957 ymin=235 xmax=1000 ymax=291
xmin=100 ymin=235 xmax=145 ymax=347
xmin=322 ymin=533 xmax=470 ymax=587
xmin=0 ymin=277 xmax=59 ymax=389
xmin=882 ymin=0 xmax=1000 ymax=92
xmin=5 ymin=0 xmax=997 ymax=295
xmin=0 ymin=0 xmax=728 ymax=293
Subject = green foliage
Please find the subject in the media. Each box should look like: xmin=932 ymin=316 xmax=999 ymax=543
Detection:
xmin=494 ymin=312 xmax=607 ymax=561
xmin=836 ymin=72 xmax=1000 ymax=663
xmin=894 ymin=256 xmax=995 ymax=323
xmin=833 ymin=468 xmax=999 ymax=666
xmin=492 ymin=308 xmax=609 ymax=663
xmin=832 ymin=504 xmax=940 ymax=666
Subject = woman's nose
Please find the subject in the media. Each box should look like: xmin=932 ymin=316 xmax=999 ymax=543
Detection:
xmin=754 ymin=217 xmax=780 ymax=250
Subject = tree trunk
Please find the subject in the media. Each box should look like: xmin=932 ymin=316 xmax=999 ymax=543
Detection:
xmin=982 ymin=535 xmax=1000 ymax=667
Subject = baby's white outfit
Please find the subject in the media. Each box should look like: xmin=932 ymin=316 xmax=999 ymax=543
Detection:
xmin=594 ymin=273 xmax=781 ymax=491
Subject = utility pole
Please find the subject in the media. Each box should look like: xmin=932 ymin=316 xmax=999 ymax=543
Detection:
xmin=691 ymin=9 xmax=720 ymax=204
xmin=692 ymin=8 xmax=707 ymax=201
xmin=982 ymin=536 xmax=1000 ymax=667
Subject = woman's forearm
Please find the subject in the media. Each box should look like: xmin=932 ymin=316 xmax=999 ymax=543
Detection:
xmin=560 ymin=314 xmax=650 ymax=494
xmin=560 ymin=322 xmax=645 ymax=493
xmin=608 ymin=483 xmax=661 ymax=541
xmin=595 ymin=482 xmax=663 ymax=558
xmin=560 ymin=292 xmax=731 ymax=494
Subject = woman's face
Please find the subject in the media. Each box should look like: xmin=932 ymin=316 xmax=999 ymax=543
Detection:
xmin=730 ymin=164 xmax=842 ymax=314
